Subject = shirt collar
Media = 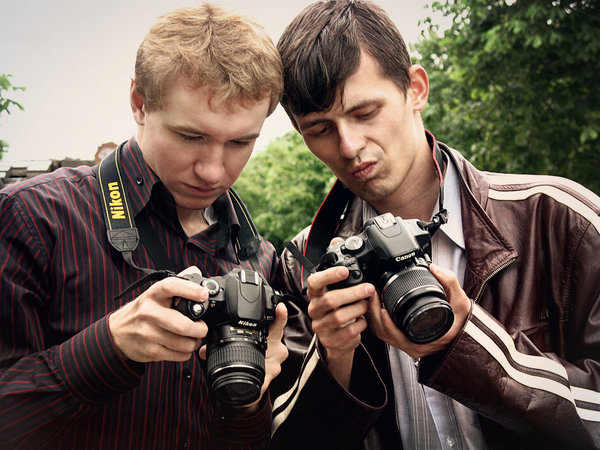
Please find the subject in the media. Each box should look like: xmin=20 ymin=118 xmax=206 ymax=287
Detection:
xmin=200 ymin=192 xmax=241 ymax=253
xmin=118 ymin=138 xmax=163 ymax=216
xmin=436 ymin=158 xmax=465 ymax=250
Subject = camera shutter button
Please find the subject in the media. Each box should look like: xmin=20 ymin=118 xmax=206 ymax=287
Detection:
xmin=191 ymin=302 xmax=205 ymax=316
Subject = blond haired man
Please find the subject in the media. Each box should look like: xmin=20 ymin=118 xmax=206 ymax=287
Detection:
xmin=0 ymin=5 xmax=287 ymax=449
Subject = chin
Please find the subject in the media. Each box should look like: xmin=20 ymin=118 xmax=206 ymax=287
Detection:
xmin=176 ymin=197 xmax=217 ymax=211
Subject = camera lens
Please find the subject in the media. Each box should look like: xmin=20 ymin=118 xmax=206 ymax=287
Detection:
xmin=206 ymin=324 xmax=266 ymax=406
xmin=381 ymin=265 xmax=454 ymax=344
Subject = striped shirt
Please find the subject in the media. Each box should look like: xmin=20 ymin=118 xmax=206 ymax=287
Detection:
xmin=0 ymin=138 xmax=278 ymax=450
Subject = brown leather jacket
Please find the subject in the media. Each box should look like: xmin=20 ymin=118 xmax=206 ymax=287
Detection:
xmin=270 ymin=143 xmax=600 ymax=449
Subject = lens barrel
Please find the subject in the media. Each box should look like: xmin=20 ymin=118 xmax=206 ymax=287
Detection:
xmin=206 ymin=325 xmax=266 ymax=406
xmin=382 ymin=265 xmax=454 ymax=344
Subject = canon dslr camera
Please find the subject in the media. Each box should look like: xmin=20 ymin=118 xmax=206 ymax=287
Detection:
xmin=173 ymin=268 xmax=281 ymax=406
xmin=318 ymin=213 xmax=453 ymax=344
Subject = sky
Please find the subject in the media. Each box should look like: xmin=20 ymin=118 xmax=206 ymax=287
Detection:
xmin=0 ymin=0 xmax=443 ymax=166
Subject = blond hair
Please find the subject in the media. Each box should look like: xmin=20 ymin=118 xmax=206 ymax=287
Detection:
xmin=135 ymin=4 xmax=283 ymax=114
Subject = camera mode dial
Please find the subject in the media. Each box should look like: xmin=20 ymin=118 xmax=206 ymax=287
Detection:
xmin=343 ymin=236 xmax=364 ymax=252
xmin=202 ymin=279 xmax=221 ymax=296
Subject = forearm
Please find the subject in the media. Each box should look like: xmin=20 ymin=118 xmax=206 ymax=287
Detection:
xmin=0 ymin=317 xmax=145 ymax=446
xmin=419 ymin=303 xmax=600 ymax=447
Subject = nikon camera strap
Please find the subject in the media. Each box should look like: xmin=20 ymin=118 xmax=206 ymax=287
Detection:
xmin=96 ymin=144 xmax=155 ymax=275
xmin=94 ymin=144 xmax=264 ymax=278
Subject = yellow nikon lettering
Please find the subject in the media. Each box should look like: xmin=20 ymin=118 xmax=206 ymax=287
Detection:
xmin=108 ymin=182 xmax=126 ymax=220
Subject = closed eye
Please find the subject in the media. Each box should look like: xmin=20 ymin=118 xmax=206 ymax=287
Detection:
xmin=180 ymin=133 xmax=205 ymax=142
xmin=306 ymin=124 xmax=331 ymax=137
xmin=356 ymin=109 xmax=377 ymax=120
xmin=233 ymin=139 xmax=253 ymax=147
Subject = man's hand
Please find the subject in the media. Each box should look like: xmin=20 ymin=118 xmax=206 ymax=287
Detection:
xmin=306 ymin=265 xmax=374 ymax=388
xmin=369 ymin=263 xmax=472 ymax=359
xmin=108 ymin=266 xmax=209 ymax=362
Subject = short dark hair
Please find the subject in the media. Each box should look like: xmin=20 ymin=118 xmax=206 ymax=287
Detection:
xmin=277 ymin=0 xmax=411 ymax=118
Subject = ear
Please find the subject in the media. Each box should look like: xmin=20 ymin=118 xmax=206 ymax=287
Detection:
xmin=130 ymin=78 xmax=146 ymax=125
xmin=408 ymin=65 xmax=429 ymax=112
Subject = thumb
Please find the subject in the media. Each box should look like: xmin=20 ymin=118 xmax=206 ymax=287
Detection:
xmin=429 ymin=263 xmax=458 ymax=293
xmin=269 ymin=302 xmax=288 ymax=339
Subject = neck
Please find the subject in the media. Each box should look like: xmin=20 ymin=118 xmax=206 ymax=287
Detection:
xmin=177 ymin=207 xmax=209 ymax=236
xmin=387 ymin=174 xmax=440 ymax=221
xmin=375 ymin=145 xmax=441 ymax=222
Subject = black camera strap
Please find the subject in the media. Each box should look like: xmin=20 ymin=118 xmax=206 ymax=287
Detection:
xmin=293 ymin=132 xmax=449 ymax=288
xmin=303 ymin=179 xmax=354 ymax=270
xmin=94 ymin=144 xmax=266 ymax=293
xmin=421 ymin=130 xmax=448 ymax=236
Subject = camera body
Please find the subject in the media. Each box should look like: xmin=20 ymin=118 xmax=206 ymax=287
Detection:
xmin=173 ymin=268 xmax=281 ymax=406
xmin=318 ymin=213 xmax=453 ymax=344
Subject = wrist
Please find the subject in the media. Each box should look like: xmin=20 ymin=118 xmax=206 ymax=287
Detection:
xmin=322 ymin=347 xmax=355 ymax=389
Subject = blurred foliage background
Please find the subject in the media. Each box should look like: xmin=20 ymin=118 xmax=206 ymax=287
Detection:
xmin=416 ymin=0 xmax=599 ymax=195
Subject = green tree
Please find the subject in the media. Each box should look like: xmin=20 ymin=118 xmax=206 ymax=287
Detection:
xmin=0 ymin=74 xmax=25 ymax=158
xmin=234 ymin=130 xmax=335 ymax=253
xmin=414 ymin=0 xmax=600 ymax=194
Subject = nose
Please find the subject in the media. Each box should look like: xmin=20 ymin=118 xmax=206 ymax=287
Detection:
xmin=193 ymin=145 xmax=225 ymax=185
xmin=337 ymin=123 xmax=365 ymax=159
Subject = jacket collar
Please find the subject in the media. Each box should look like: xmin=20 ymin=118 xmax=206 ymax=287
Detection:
xmin=441 ymin=145 xmax=518 ymax=300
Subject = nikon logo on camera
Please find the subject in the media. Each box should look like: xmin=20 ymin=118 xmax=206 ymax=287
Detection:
xmin=108 ymin=182 xmax=126 ymax=220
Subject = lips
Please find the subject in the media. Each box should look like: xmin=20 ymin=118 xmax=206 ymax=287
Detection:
xmin=183 ymin=183 xmax=221 ymax=198
xmin=351 ymin=162 xmax=376 ymax=180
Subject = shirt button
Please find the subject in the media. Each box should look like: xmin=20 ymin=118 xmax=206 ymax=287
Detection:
xmin=446 ymin=436 xmax=456 ymax=447
xmin=183 ymin=369 xmax=192 ymax=382
xmin=136 ymin=176 xmax=144 ymax=185
xmin=182 ymin=441 xmax=188 ymax=448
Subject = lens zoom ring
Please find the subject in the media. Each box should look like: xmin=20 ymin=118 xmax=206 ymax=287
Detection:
xmin=382 ymin=267 xmax=443 ymax=307
xmin=208 ymin=343 xmax=265 ymax=370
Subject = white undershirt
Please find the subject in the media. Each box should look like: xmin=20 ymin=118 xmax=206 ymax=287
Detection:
xmin=363 ymin=160 xmax=484 ymax=449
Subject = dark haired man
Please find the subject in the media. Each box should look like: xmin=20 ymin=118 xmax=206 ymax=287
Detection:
xmin=270 ymin=1 xmax=600 ymax=449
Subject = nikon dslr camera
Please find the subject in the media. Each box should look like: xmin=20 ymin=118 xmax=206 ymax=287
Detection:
xmin=318 ymin=213 xmax=453 ymax=344
xmin=173 ymin=268 xmax=281 ymax=406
